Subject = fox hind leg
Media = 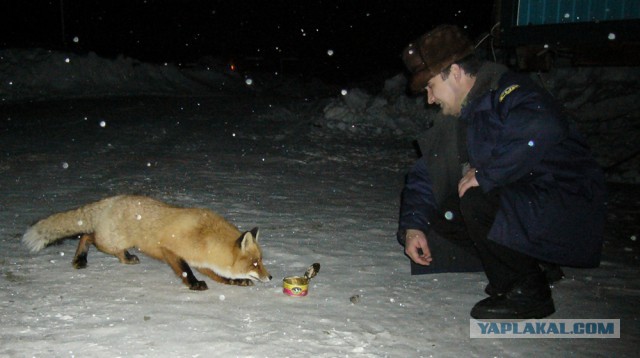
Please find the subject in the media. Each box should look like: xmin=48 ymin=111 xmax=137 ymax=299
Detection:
xmin=115 ymin=250 xmax=140 ymax=265
xmin=196 ymin=268 xmax=254 ymax=286
xmin=161 ymin=248 xmax=208 ymax=290
xmin=73 ymin=233 xmax=94 ymax=269
xmin=74 ymin=234 xmax=139 ymax=267
xmin=89 ymin=235 xmax=140 ymax=265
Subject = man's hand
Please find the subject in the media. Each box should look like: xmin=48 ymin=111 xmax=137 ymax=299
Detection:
xmin=404 ymin=229 xmax=433 ymax=266
xmin=458 ymin=167 xmax=479 ymax=197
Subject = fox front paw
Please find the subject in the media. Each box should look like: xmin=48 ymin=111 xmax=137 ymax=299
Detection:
xmin=228 ymin=279 xmax=254 ymax=286
xmin=72 ymin=257 xmax=87 ymax=269
xmin=124 ymin=251 xmax=140 ymax=265
xmin=189 ymin=280 xmax=209 ymax=291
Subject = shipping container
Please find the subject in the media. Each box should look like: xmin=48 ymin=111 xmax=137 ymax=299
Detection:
xmin=494 ymin=0 xmax=640 ymax=68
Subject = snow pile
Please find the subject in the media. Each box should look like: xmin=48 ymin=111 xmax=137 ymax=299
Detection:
xmin=0 ymin=48 xmax=247 ymax=102
xmin=542 ymin=66 xmax=640 ymax=183
xmin=320 ymin=74 xmax=433 ymax=138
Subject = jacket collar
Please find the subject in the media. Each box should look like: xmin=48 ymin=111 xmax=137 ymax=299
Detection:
xmin=461 ymin=62 xmax=509 ymax=115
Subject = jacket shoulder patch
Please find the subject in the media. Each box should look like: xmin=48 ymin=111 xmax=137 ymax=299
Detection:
xmin=499 ymin=84 xmax=520 ymax=102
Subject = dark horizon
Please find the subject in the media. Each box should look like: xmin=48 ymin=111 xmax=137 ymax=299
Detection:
xmin=1 ymin=1 xmax=494 ymax=83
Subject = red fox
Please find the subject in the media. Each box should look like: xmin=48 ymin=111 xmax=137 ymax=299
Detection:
xmin=23 ymin=195 xmax=272 ymax=290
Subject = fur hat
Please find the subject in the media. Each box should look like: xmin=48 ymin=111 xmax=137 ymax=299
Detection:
xmin=402 ymin=25 xmax=475 ymax=93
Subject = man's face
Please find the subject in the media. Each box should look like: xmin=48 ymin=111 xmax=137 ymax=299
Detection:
xmin=425 ymin=70 xmax=463 ymax=116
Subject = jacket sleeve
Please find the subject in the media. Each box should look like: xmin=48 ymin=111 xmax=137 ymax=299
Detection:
xmin=397 ymin=157 xmax=438 ymax=246
xmin=475 ymin=87 xmax=567 ymax=192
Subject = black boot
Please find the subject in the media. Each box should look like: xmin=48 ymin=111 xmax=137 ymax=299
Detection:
xmin=484 ymin=262 xmax=565 ymax=296
xmin=472 ymin=273 xmax=555 ymax=319
xmin=539 ymin=262 xmax=564 ymax=283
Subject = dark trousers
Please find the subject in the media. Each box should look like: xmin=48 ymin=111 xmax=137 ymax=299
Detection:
xmin=433 ymin=187 xmax=541 ymax=292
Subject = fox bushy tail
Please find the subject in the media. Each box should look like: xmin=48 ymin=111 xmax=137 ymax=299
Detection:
xmin=23 ymin=198 xmax=110 ymax=252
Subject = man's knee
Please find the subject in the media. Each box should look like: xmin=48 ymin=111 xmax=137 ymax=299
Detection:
xmin=460 ymin=187 xmax=489 ymax=215
xmin=459 ymin=187 xmax=500 ymax=230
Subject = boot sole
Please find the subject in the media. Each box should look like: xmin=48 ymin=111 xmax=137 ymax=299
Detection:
xmin=471 ymin=300 xmax=556 ymax=320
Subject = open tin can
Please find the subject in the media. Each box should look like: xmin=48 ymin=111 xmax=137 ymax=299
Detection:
xmin=282 ymin=263 xmax=320 ymax=297
xmin=282 ymin=276 xmax=310 ymax=297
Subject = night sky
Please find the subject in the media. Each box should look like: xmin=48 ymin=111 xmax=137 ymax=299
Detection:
xmin=1 ymin=0 xmax=494 ymax=83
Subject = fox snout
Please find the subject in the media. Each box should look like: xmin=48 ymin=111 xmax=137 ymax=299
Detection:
xmin=253 ymin=271 xmax=272 ymax=283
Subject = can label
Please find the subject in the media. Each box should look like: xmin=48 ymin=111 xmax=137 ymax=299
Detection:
xmin=283 ymin=276 xmax=309 ymax=297
xmin=283 ymin=286 xmax=308 ymax=296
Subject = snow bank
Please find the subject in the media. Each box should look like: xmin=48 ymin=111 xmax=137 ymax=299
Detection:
xmin=541 ymin=66 xmax=640 ymax=183
xmin=320 ymin=74 xmax=434 ymax=137
xmin=0 ymin=48 xmax=246 ymax=102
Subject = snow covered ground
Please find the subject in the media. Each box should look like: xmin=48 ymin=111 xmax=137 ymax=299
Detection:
xmin=1 ymin=49 xmax=639 ymax=357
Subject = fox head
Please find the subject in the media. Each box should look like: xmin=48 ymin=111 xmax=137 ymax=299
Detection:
xmin=233 ymin=227 xmax=272 ymax=282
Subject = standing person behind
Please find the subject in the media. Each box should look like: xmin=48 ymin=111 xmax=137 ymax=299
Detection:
xmin=397 ymin=25 xmax=607 ymax=319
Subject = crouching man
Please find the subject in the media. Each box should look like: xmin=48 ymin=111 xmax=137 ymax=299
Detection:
xmin=397 ymin=25 xmax=607 ymax=319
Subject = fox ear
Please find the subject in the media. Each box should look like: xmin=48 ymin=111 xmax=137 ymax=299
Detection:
xmin=250 ymin=227 xmax=259 ymax=242
xmin=237 ymin=228 xmax=259 ymax=250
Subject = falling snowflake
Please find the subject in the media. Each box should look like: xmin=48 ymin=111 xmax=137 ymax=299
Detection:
xmin=444 ymin=211 xmax=454 ymax=220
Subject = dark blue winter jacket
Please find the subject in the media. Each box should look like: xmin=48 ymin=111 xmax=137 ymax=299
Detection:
xmin=398 ymin=62 xmax=606 ymax=267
